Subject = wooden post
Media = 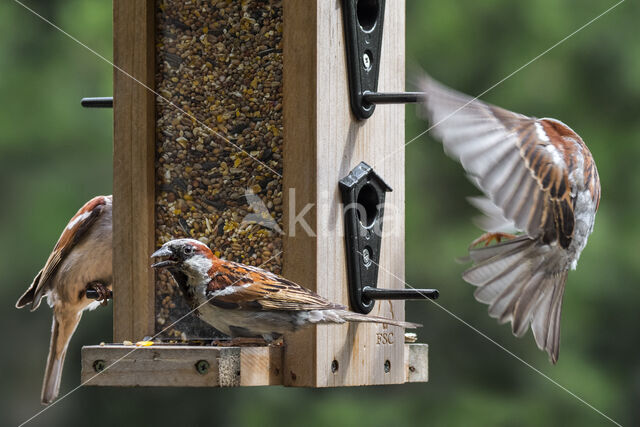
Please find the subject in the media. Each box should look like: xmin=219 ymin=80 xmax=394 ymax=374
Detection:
xmin=112 ymin=0 xmax=156 ymax=342
xmin=283 ymin=0 xmax=407 ymax=386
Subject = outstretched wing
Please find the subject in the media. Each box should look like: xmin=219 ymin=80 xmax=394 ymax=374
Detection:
xmin=28 ymin=195 xmax=112 ymax=310
xmin=420 ymin=75 xmax=576 ymax=248
xmin=206 ymin=261 xmax=341 ymax=311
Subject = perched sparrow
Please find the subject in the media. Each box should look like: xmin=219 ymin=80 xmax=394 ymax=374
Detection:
xmin=151 ymin=239 xmax=419 ymax=341
xmin=16 ymin=195 xmax=112 ymax=404
xmin=420 ymin=75 xmax=600 ymax=363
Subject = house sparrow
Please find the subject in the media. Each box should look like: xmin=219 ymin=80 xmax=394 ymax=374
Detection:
xmin=419 ymin=75 xmax=600 ymax=363
xmin=151 ymin=239 xmax=419 ymax=341
xmin=16 ymin=195 xmax=112 ymax=404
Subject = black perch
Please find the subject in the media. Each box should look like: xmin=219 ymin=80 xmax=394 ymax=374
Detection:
xmin=362 ymin=287 xmax=439 ymax=301
xmin=81 ymin=97 xmax=113 ymax=108
xmin=86 ymin=288 xmax=113 ymax=300
xmin=361 ymin=91 xmax=423 ymax=105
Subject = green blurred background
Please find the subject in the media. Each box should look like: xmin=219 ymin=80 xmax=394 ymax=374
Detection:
xmin=1 ymin=0 xmax=638 ymax=425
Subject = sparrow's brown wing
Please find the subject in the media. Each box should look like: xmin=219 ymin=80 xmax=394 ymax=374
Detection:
xmin=206 ymin=261 xmax=341 ymax=311
xmin=420 ymin=75 xmax=577 ymax=248
xmin=27 ymin=195 xmax=111 ymax=310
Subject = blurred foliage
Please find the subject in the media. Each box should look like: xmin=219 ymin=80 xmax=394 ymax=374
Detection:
xmin=1 ymin=0 xmax=638 ymax=426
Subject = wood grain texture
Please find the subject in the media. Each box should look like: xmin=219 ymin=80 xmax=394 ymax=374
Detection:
xmin=282 ymin=0 xmax=318 ymax=387
xmin=283 ymin=0 xmax=407 ymax=386
xmin=405 ymin=343 xmax=429 ymax=383
xmin=240 ymin=346 xmax=284 ymax=386
xmin=80 ymin=344 xmax=424 ymax=387
xmin=81 ymin=345 xmax=283 ymax=387
xmin=113 ymin=0 xmax=156 ymax=342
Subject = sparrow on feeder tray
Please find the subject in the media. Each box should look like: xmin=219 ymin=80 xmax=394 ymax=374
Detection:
xmin=419 ymin=75 xmax=600 ymax=364
xmin=16 ymin=195 xmax=113 ymax=404
xmin=151 ymin=238 xmax=420 ymax=343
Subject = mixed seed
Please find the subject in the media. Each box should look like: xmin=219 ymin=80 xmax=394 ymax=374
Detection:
xmin=155 ymin=0 xmax=283 ymax=338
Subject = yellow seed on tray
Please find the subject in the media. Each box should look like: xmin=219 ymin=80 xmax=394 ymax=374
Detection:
xmin=123 ymin=340 xmax=133 ymax=346
xmin=136 ymin=341 xmax=154 ymax=347
xmin=404 ymin=333 xmax=418 ymax=343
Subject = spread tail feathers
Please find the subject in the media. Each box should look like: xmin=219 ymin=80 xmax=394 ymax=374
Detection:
xmin=463 ymin=236 xmax=567 ymax=363
xmin=335 ymin=310 xmax=421 ymax=329
xmin=42 ymin=311 xmax=82 ymax=404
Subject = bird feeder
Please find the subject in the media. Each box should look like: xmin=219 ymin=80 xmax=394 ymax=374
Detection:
xmin=81 ymin=0 xmax=429 ymax=388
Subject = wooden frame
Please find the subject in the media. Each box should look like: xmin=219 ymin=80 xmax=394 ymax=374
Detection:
xmin=282 ymin=0 xmax=407 ymax=387
xmin=85 ymin=0 xmax=425 ymax=388
xmin=81 ymin=344 xmax=426 ymax=387
xmin=112 ymin=0 xmax=156 ymax=342
xmin=82 ymin=345 xmax=284 ymax=387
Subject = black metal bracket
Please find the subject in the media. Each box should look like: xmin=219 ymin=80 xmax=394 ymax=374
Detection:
xmin=81 ymin=97 xmax=113 ymax=108
xmin=341 ymin=0 xmax=385 ymax=120
xmin=341 ymin=0 xmax=424 ymax=120
xmin=339 ymin=162 xmax=390 ymax=313
xmin=339 ymin=162 xmax=439 ymax=314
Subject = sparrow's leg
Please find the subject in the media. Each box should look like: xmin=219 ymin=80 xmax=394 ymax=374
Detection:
xmin=86 ymin=281 xmax=111 ymax=306
xmin=470 ymin=232 xmax=517 ymax=248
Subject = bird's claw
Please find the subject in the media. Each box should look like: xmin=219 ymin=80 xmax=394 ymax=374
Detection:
xmin=87 ymin=281 xmax=111 ymax=306
xmin=470 ymin=232 xmax=517 ymax=249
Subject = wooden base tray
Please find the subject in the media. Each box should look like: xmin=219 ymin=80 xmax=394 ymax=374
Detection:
xmin=81 ymin=343 xmax=428 ymax=387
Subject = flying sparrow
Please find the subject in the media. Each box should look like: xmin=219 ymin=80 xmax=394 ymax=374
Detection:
xmin=419 ymin=75 xmax=600 ymax=363
xmin=16 ymin=195 xmax=113 ymax=404
xmin=151 ymin=238 xmax=419 ymax=342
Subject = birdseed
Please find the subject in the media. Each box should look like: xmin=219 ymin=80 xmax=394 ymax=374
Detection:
xmin=154 ymin=0 xmax=283 ymax=339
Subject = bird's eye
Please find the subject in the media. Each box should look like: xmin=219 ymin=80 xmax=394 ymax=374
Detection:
xmin=183 ymin=246 xmax=194 ymax=255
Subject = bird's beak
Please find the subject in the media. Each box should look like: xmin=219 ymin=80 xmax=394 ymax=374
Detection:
xmin=150 ymin=246 xmax=176 ymax=269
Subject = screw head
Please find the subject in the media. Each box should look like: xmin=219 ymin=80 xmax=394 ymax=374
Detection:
xmin=93 ymin=359 xmax=106 ymax=373
xmin=362 ymin=248 xmax=372 ymax=267
xmin=195 ymin=359 xmax=210 ymax=375
xmin=362 ymin=52 xmax=371 ymax=70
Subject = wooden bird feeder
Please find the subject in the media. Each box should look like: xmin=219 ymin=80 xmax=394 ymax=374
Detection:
xmin=81 ymin=0 xmax=430 ymax=388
